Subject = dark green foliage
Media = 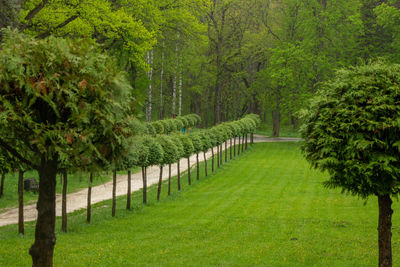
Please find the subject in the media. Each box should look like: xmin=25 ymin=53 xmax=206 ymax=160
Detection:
xmin=173 ymin=119 xmax=184 ymax=131
xmin=198 ymin=131 xmax=212 ymax=152
xmin=177 ymin=117 xmax=189 ymax=128
xmin=146 ymin=123 xmax=156 ymax=136
xmin=157 ymin=136 xmax=178 ymax=166
xmin=170 ymin=134 xmax=184 ymax=161
xmin=301 ymin=61 xmax=400 ymax=198
xmin=142 ymin=137 xmax=163 ymax=167
xmin=150 ymin=121 xmax=164 ymax=135
xmin=179 ymin=135 xmax=194 ymax=158
xmin=189 ymin=133 xmax=203 ymax=154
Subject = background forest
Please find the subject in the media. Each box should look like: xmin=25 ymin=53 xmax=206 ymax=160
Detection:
xmin=1 ymin=0 xmax=400 ymax=136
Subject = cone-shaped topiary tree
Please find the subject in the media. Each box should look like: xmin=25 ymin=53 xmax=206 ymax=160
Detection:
xmin=301 ymin=61 xmax=400 ymax=267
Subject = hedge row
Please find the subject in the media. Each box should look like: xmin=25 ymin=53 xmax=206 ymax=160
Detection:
xmin=120 ymin=114 xmax=261 ymax=207
xmin=147 ymin=114 xmax=201 ymax=135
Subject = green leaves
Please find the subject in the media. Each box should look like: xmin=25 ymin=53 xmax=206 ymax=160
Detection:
xmin=301 ymin=60 xmax=400 ymax=198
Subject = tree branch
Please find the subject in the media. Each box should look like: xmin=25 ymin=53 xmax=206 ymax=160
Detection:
xmin=0 ymin=138 xmax=38 ymax=169
xmin=36 ymin=14 xmax=79 ymax=39
xmin=24 ymin=0 xmax=49 ymax=23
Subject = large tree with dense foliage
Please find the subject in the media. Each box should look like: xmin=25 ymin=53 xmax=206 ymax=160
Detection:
xmin=301 ymin=60 xmax=400 ymax=267
xmin=0 ymin=30 xmax=134 ymax=266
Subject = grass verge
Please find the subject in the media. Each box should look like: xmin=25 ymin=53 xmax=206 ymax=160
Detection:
xmin=0 ymin=142 xmax=398 ymax=266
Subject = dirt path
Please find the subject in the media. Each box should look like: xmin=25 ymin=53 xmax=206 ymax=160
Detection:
xmin=0 ymin=135 xmax=301 ymax=227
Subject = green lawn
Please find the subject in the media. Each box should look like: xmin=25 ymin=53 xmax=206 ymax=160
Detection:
xmin=255 ymin=122 xmax=300 ymax=137
xmin=0 ymin=142 xmax=399 ymax=266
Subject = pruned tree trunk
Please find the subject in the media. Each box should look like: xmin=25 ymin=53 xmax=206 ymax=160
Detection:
xmin=234 ymin=137 xmax=236 ymax=156
xmin=126 ymin=170 xmax=131 ymax=210
xmin=142 ymin=167 xmax=147 ymax=204
xmin=251 ymin=132 xmax=254 ymax=144
xmin=203 ymin=151 xmax=208 ymax=176
xmin=0 ymin=173 xmax=5 ymax=198
xmin=87 ymin=172 xmax=93 ymax=223
xmin=238 ymin=136 xmax=241 ymax=155
xmin=217 ymin=145 xmax=220 ymax=168
xmin=112 ymin=169 xmax=117 ymax=217
xmin=61 ymin=171 xmax=67 ymax=233
xmin=220 ymin=144 xmax=223 ymax=165
xmin=211 ymin=148 xmax=215 ymax=172
xmin=378 ymin=194 xmax=393 ymax=267
xmin=230 ymin=138 xmax=232 ymax=160
xmin=168 ymin=164 xmax=171 ymax=195
xmin=196 ymin=153 xmax=199 ymax=180
xmin=224 ymin=142 xmax=227 ymax=162
xmin=157 ymin=166 xmax=163 ymax=201
xmin=187 ymin=157 xmax=191 ymax=185
xmin=29 ymin=157 xmax=58 ymax=267
xmin=245 ymin=134 xmax=248 ymax=150
xmin=18 ymin=170 xmax=24 ymax=235
xmin=242 ymin=135 xmax=245 ymax=152
xmin=177 ymin=161 xmax=181 ymax=190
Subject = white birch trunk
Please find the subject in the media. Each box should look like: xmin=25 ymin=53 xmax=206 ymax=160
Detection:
xmin=160 ymin=46 xmax=164 ymax=119
xmin=146 ymin=50 xmax=154 ymax=122
xmin=172 ymin=32 xmax=180 ymax=117
xmin=178 ymin=56 xmax=182 ymax=116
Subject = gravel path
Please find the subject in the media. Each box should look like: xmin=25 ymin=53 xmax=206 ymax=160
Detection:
xmin=0 ymin=135 xmax=301 ymax=227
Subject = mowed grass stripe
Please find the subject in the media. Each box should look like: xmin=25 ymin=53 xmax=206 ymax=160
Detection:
xmin=0 ymin=142 xmax=399 ymax=266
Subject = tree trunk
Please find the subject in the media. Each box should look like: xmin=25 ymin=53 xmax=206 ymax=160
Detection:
xmin=29 ymin=157 xmax=58 ymax=267
xmin=61 ymin=171 xmax=67 ymax=233
xmin=196 ymin=153 xmax=199 ymax=180
xmin=187 ymin=157 xmax=191 ymax=185
xmin=251 ymin=132 xmax=254 ymax=144
xmin=220 ymin=144 xmax=223 ymax=165
xmin=126 ymin=170 xmax=131 ymax=210
xmin=378 ymin=194 xmax=393 ymax=267
xmin=146 ymin=50 xmax=154 ymax=122
xmin=177 ymin=161 xmax=181 ymax=191
xmin=178 ymin=56 xmax=183 ymax=116
xmin=272 ymin=108 xmax=281 ymax=137
xmin=112 ymin=169 xmax=117 ymax=217
xmin=245 ymin=134 xmax=248 ymax=150
xmin=18 ymin=170 xmax=24 ymax=235
xmin=157 ymin=166 xmax=163 ymax=201
xmin=234 ymin=137 xmax=236 ymax=156
xmin=211 ymin=147 xmax=214 ymax=172
xmin=87 ymin=172 xmax=93 ymax=223
xmin=217 ymin=145 xmax=220 ymax=168
xmin=203 ymin=151 xmax=208 ymax=176
xmin=238 ymin=136 xmax=241 ymax=155
xmin=142 ymin=167 xmax=147 ymax=204
xmin=224 ymin=142 xmax=227 ymax=162
xmin=242 ymin=135 xmax=245 ymax=152
xmin=168 ymin=164 xmax=171 ymax=195
xmin=160 ymin=48 xmax=164 ymax=119
xmin=0 ymin=173 xmax=5 ymax=198
xmin=172 ymin=33 xmax=179 ymax=117
xmin=230 ymin=139 xmax=232 ymax=160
